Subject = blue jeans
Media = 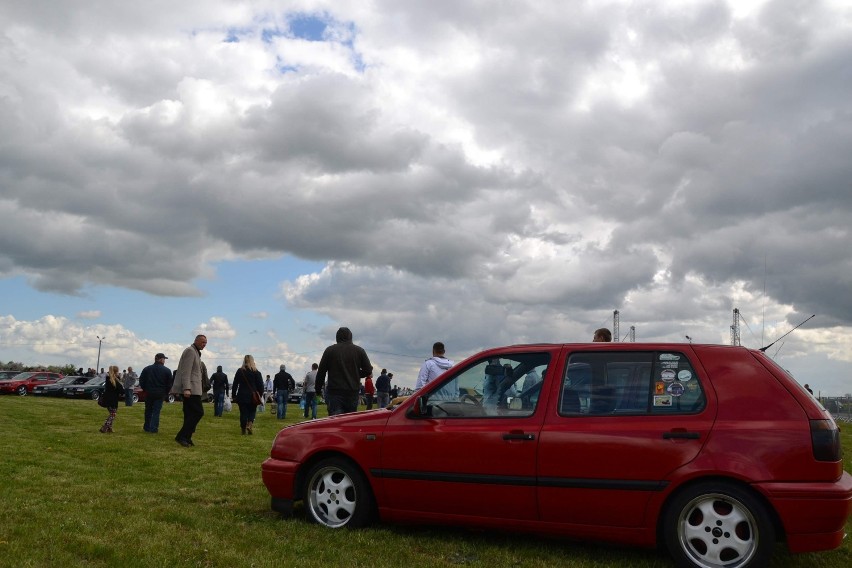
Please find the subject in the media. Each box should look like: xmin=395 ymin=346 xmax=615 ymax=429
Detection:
xmin=303 ymin=392 xmax=318 ymax=419
xmin=125 ymin=388 xmax=134 ymax=406
xmin=276 ymin=390 xmax=288 ymax=419
xmin=327 ymin=392 xmax=359 ymax=416
xmin=144 ymin=396 xmax=164 ymax=433
xmin=214 ymin=391 xmax=225 ymax=416
xmin=376 ymin=392 xmax=390 ymax=408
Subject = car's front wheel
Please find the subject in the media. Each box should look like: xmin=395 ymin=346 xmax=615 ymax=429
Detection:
xmin=91 ymin=390 xmax=100 ymax=400
xmin=303 ymin=457 xmax=375 ymax=529
xmin=16 ymin=385 xmax=27 ymax=396
xmin=663 ymin=481 xmax=775 ymax=568
xmin=132 ymin=393 xmax=139 ymax=403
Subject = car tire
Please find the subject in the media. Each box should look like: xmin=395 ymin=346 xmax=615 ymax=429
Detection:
xmin=663 ymin=481 xmax=775 ymax=568
xmin=132 ymin=393 xmax=139 ymax=403
xmin=91 ymin=390 xmax=100 ymax=400
xmin=303 ymin=457 xmax=375 ymax=529
xmin=17 ymin=385 xmax=27 ymax=396
xmin=167 ymin=393 xmax=176 ymax=403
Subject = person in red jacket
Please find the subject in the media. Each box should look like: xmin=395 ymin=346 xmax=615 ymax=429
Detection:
xmin=363 ymin=374 xmax=376 ymax=410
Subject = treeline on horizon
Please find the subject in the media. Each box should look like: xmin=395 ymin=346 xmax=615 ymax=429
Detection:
xmin=2 ymin=362 xmax=78 ymax=375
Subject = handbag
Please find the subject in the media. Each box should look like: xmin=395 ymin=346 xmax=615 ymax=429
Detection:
xmin=242 ymin=370 xmax=262 ymax=406
xmin=97 ymin=395 xmax=107 ymax=408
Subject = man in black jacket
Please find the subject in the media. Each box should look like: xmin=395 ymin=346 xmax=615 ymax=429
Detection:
xmin=139 ymin=353 xmax=172 ymax=434
xmin=375 ymin=369 xmax=391 ymax=408
xmin=273 ymin=365 xmax=294 ymax=419
xmin=210 ymin=365 xmax=229 ymax=417
xmin=316 ymin=327 xmax=372 ymax=416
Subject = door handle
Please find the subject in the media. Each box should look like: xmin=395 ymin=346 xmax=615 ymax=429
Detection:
xmin=503 ymin=432 xmax=535 ymax=441
xmin=662 ymin=431 xmax=700 ymax=440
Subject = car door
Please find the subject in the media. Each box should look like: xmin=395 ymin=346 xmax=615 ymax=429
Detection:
xmin=537 ymin=347 xmax=716 ymax=528
xmin=378 ymin=348 xmax=557 ymax=521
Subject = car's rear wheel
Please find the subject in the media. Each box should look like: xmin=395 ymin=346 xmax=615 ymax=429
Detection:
xmin=303 ymin=457 xmax=375 ymax=529
xmin=16 ymin=385 xmax=27 ymax=396
xmin=132 ymin=393 xmax=139 ymax=403
xmin=167 ymin=393 xmax=176 ymax=403
xmin=91 ymin=390 xmax=100 ymax=400
xmin=664 ymin=482 xmax=775 ymax=568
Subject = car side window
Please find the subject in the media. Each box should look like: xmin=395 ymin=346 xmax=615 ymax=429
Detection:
xmin=425 ymin=352 xmax=550 ymax=418
xmin=652 ymin=352 xmax=705 ymax=414
xmin=559 ymin=351 xmax=705 ymax=416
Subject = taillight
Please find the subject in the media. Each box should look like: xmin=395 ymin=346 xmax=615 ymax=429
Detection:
xmin=810 ymin=419 xmax=841 ymax=461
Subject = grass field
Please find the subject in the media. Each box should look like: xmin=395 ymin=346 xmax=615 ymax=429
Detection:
xmin=0 ymin=396 xmax=850 ymax=568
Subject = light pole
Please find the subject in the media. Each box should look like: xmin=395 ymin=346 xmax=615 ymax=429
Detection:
xmin=96 ymin=335 xmax=105 ymax=373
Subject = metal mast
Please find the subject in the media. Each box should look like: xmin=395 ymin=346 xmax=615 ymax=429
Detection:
xmin=613 ymin=310 xmax=620 ymax=343
xmin=629 ymin=325 xmax=635 ymax=342
xmin=730 ymin=308 xmax=741 ymax=346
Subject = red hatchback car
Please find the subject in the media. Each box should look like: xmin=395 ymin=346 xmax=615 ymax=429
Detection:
xmin=262 ymin=343 xmax=851 ymax=568
xmin=0 ymin=371 xmax=63 ymax=396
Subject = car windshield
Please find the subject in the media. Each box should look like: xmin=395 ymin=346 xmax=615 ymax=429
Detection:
xmin=5 ymin=372 xmax=34 ymax=380
xmin=83 ymin=378 xmax=103 ymax=386
xmin=56 ymin=376 xmax=79 ymax=385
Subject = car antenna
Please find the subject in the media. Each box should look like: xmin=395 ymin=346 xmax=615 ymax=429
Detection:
xmin=759 ymin=314 xmax=815 ymax=352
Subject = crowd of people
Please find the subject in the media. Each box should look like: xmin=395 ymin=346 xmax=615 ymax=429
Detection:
xmin=89 ymin=328 xmax=409 ymax=446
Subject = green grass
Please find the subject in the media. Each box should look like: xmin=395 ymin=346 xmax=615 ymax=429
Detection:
xmin=0 ymin=397 xmax=850 ymax=568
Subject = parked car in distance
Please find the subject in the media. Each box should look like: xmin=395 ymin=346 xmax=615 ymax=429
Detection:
xmin=288 ymin=385 xmax=304 ymax=404
xmin=0 ymin=371 xmax=63 ymax=396
xmin=262 ymin=343 xmax=852 ymax=568
xmin=64 ymin=377 xmax=107 ymax=400
xmin=33 ymin=375 xmax=90 ymax=396
xmin=0 ymin=370 xmax=22 ymax=380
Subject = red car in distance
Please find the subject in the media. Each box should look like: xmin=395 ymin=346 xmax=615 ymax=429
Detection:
xmin=262 ymin=343 xmax=851 ymax=568
xmin=0 ymin=371 xmax=64 ymax=396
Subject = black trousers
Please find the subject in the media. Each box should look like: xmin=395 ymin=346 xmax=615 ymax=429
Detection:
xmin=177 ymin=395 xmax=204 ymax=441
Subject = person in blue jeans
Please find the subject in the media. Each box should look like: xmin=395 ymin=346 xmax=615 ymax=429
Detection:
xmin=210 ymin=365 xmax=229 ymax=417
xmin=273 ymin=364 xmax=294 ymax=419
xmin=303 ymin=363 xmax=319 ymax=419
xmin=139 ymin=353 xmax=172 ymax=433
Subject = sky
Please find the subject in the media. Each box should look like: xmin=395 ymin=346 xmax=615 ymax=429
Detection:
xmin=1 ymin=0 xmax=850 ymax=395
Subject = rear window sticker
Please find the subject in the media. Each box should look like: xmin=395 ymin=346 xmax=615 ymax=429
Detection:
xmin=661 ymin=369 xmax=676 ymax=381
xmin=678 ymin=370 xmax=693 ymax=382
xmin=654 ymin=395 xmax=673 ymax=406
xmin=667 ymin=382 xmax=684 ymax=396
xmin=660 ymin=353 xmax=681 ymax=361
xmin=655 ymin=382 xmax=665 ymax=394
xmin=660 ymin=361 xmax=679 ymax=370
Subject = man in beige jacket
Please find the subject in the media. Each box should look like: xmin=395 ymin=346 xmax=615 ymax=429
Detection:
xmin=173 ymin=334 xmax=207 ymax=447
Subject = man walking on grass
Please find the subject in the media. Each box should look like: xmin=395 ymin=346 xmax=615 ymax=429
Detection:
xmin=316 ymin=327 xmax=372 ymax=416
xmin=172 ymin=334 xmax=207 ymax=447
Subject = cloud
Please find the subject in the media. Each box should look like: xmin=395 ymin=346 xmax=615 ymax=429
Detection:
xmin=76 ymin=310 xmax=101 ymax=320
xmin=1 ymin=1 xmax=851 ymax=392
